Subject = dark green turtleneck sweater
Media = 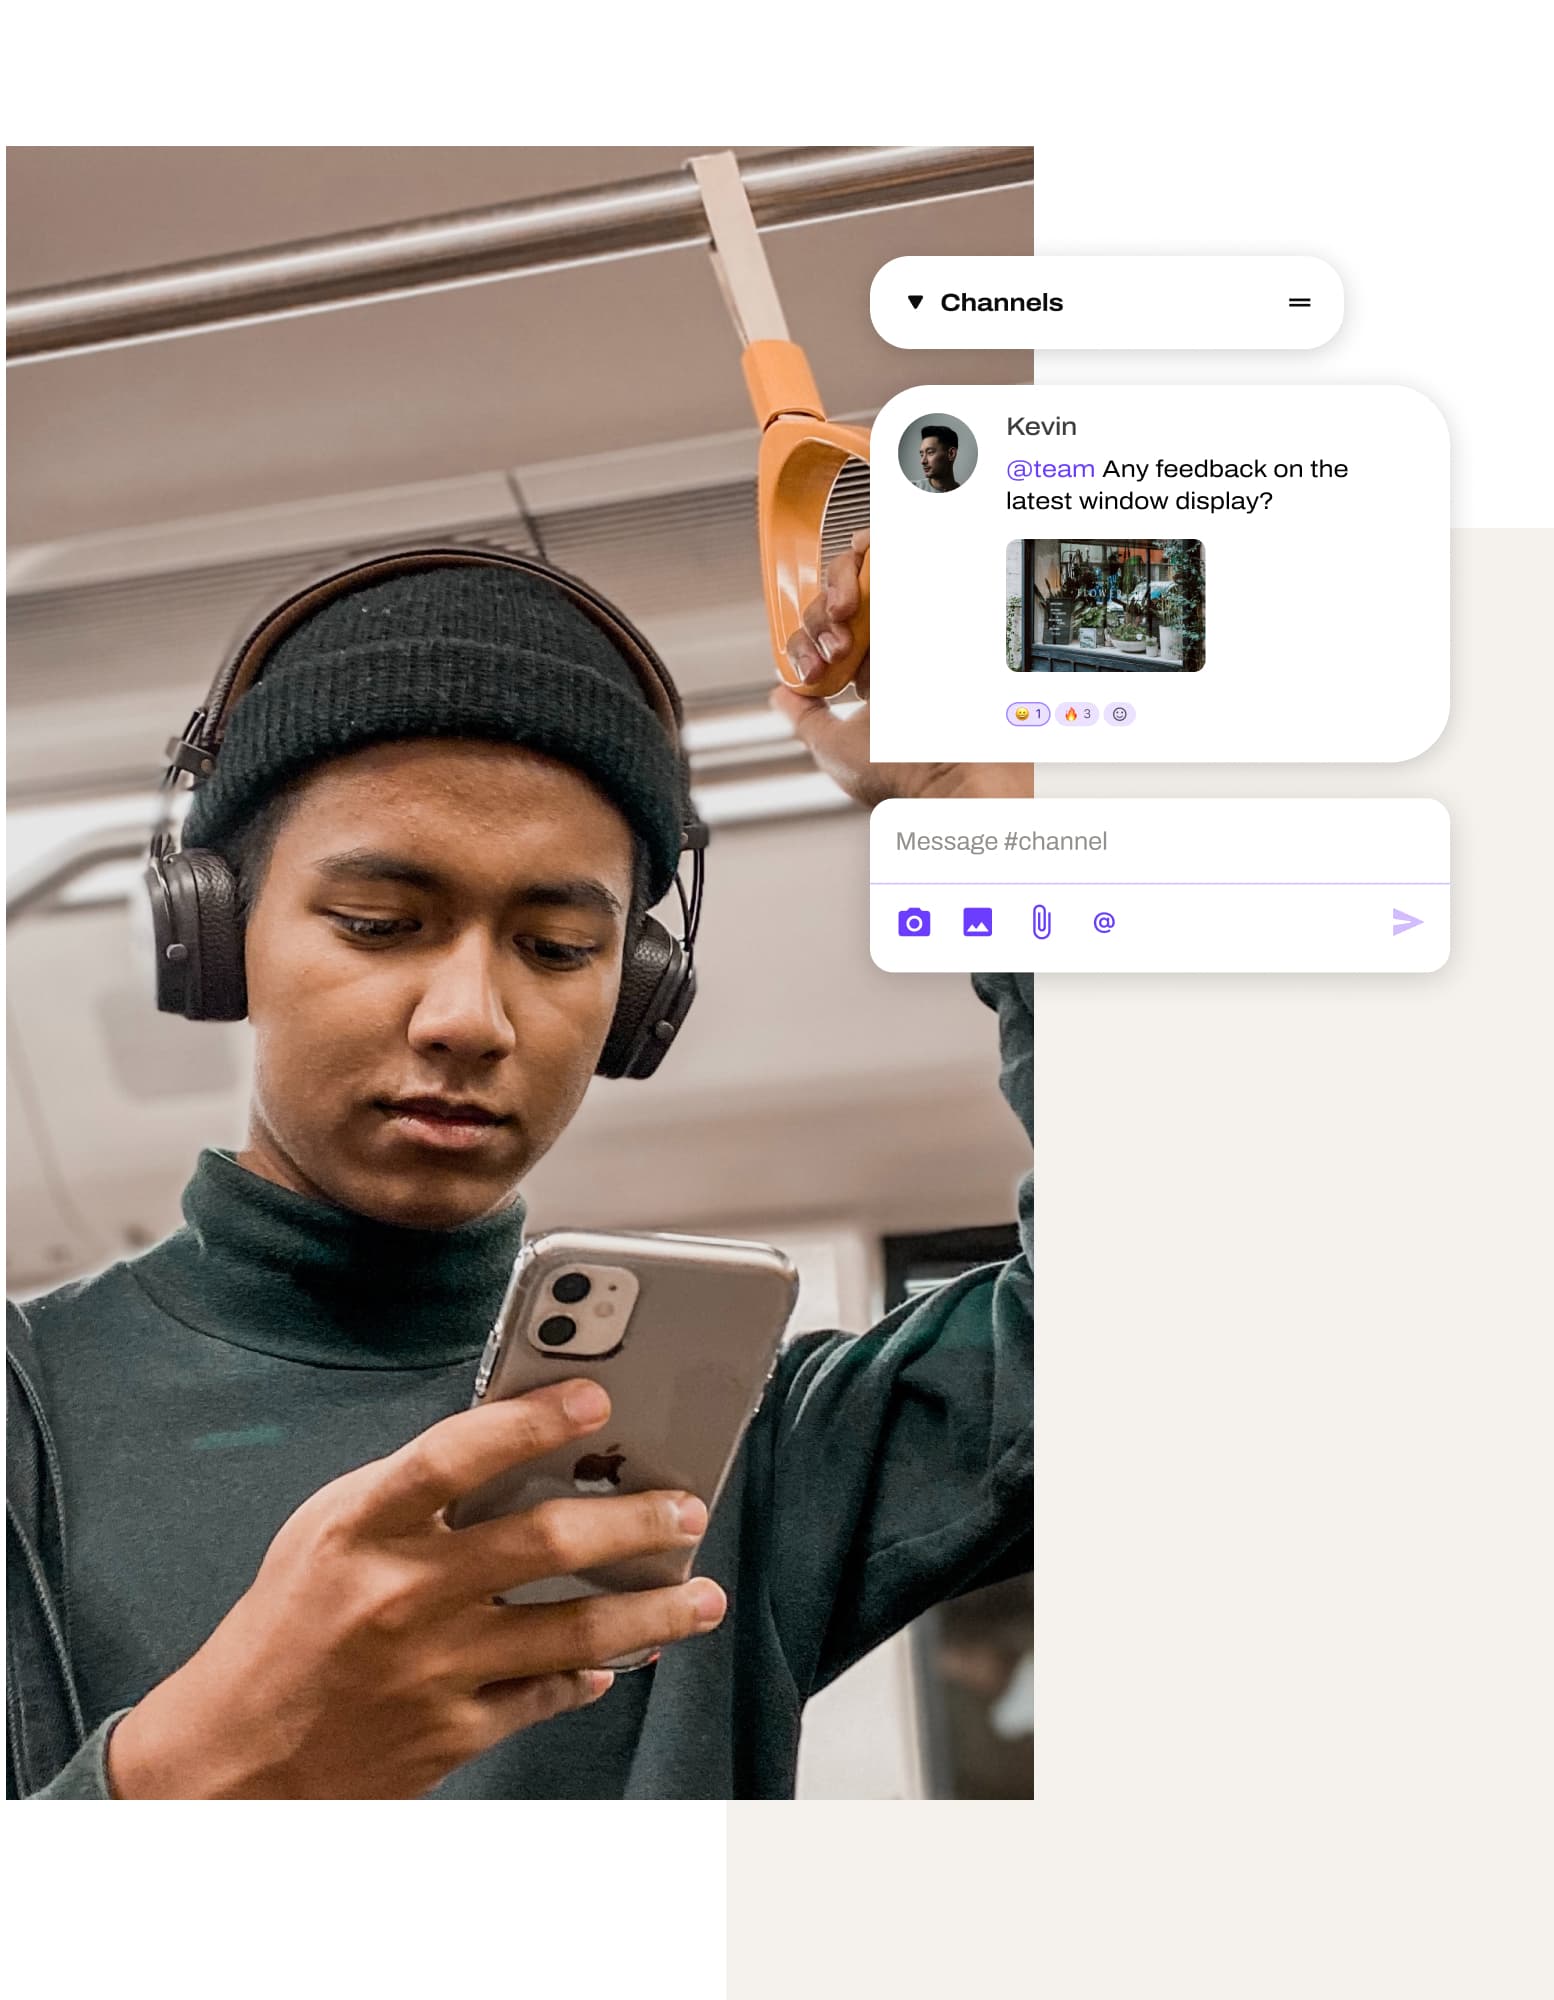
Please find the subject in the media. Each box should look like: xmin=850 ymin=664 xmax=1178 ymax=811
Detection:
xmin=9 ymin=975 xmax=1031 ymax=1799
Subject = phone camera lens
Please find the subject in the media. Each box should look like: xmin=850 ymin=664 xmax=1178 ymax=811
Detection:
xmin=552 ymin=1272 xmax=591 ymax=1305
xmin=537 ymin=1315 xmax=577 ymax=1347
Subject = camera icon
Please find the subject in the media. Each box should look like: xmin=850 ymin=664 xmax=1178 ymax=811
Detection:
xmin=897 ymin=907 xmax=932 ymax=938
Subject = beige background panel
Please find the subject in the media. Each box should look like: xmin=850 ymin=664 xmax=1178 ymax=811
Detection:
xmin=730 ymin=542 xmax=1550 ymax=1994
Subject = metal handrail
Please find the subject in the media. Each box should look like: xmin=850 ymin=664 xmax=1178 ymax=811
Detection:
xmin=8 ymin=146 xmax=1032 ymax=364
xmin=5 ymin=830 xmax=151 ymax=924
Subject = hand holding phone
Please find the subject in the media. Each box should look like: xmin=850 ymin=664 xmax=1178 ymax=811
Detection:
xmin=448 ymin=1228 xmax=798 ymax=1637
xmin=105 ymin=1380 xmax=725 ymax=1799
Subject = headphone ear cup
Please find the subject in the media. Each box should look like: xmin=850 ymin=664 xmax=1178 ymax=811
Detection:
xmin=147 ymin=848 xmax=248 ymax=1021
xmin=597 ymin=915 xmax=696 ymax=1081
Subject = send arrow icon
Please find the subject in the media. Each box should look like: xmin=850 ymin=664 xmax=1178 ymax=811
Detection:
xmin=1393 ymin=908 xmax=1424 ymax=935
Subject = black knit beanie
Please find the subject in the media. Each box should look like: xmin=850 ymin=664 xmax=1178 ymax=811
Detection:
xmin=182 ymin=563 xmax=686 ymax=900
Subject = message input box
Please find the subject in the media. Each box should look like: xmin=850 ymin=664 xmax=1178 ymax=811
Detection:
xmin=871 ymin=798 xmax=1450 ymax=974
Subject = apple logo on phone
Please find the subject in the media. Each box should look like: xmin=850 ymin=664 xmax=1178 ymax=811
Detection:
xmin=573 ymin=1447 xmax=626 ymax=1495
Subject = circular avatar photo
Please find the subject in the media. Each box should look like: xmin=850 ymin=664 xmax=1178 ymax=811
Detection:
xmin=899 ymin=411 xmax=978 ymax=494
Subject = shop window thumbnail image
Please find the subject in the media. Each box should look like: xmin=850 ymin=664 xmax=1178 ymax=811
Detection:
xmin=1007 ymin=539 xmax=1206 ymax=673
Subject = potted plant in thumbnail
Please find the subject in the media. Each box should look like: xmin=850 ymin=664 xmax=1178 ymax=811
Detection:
xmin=1157 ymin=589 xmax=1183 ymax=660
xmin=1074 ymin=603 xmax=1105 ymax=649
xmin=1161 ymin=541 xmax=1206 ymax=671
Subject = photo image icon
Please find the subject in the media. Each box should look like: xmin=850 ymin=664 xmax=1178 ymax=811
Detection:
xmin=963 ymin=907 xmax=994 ymax=936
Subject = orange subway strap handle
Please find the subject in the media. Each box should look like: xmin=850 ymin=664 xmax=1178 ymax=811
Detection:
xmin=742 ymin=381 xmax=869 ymax=697
xmin=741 ymin=341 xmax=824 ymax=427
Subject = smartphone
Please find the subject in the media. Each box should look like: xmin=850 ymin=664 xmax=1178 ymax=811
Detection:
xmin=446 ymin=1228 xmax=799 ymax=1632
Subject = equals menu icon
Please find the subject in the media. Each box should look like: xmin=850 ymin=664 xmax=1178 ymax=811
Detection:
xmin=1288 ymin=296 xmax=1312 ymax=307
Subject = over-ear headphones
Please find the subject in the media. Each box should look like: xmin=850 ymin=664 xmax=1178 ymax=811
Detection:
xmin=145 ymin=544 xmax=706 ymax=1081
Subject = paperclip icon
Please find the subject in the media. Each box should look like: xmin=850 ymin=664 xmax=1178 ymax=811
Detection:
xmin=1033 ymin=905 xmax=1052 ymax=940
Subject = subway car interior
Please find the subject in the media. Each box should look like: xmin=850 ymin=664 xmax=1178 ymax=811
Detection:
xmin=6 ymin=146 xmax=1034 ymax=1796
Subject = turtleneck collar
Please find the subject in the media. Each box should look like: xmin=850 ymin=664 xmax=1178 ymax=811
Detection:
xmin=129 ymin=1148 xmax=526 ymax=1369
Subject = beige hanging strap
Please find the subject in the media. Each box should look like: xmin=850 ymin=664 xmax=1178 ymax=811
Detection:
xmin=689 ymin=152 xmax=790 ymax=348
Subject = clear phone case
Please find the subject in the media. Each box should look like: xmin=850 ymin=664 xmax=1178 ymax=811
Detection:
xmin=446 ymin=1229 xmax=798 ymax=1602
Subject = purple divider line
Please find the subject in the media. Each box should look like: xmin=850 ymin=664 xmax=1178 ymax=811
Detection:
xmin=870 ymin=880 xmax=1452 ymax=887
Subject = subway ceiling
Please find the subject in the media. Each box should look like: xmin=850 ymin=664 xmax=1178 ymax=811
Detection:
xmin=7 ymin=146 xmax=1034 ymax=548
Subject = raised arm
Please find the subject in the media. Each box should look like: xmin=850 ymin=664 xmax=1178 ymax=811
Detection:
xmin=753 ymin=973 xmax=1033 ymax=1693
